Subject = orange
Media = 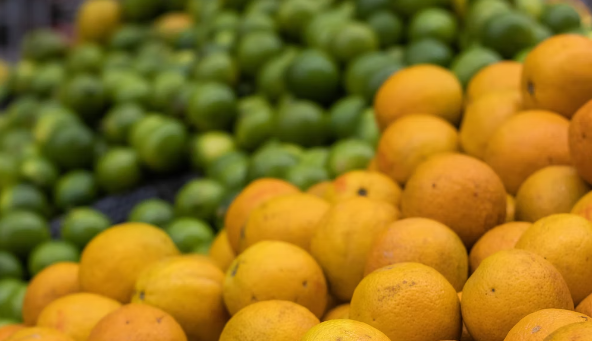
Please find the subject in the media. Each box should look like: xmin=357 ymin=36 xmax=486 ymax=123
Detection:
xmin=569 ymin=98 xmax=592 ymax=185
xmin=208 ymin=230 xmax=236 ymax=272
xmin=225 ymin=179 xmax=300 ymax=253
xmin=350 ymin=262 xmax=461 ymax=341
xmin=87 ymin=303 xmax=187 ymax=341
xmin=469 ymin=222 xmax=531 ymax=274
xmin=572 ymin=191 xmax=592 ymax=222
xmin=219 ymin=300 xmax=319 ymax=341
xmin=483 ymin=110 xmax=572 ymax=195
xmin=515 ymin=214 xmax=592 ymax=305
xmin=301 ymin=319 xmax=391 ymax=341
xmin=22 ymin=262 xmax=80 ymax=325
xmin=506 ymin=194 xmax=516 ymax=222
xmin=515 ymin=166 xmax=591 ymax=222
xmin=543 ymin=322 xmax=592 ymax=340
xmin=5 ymin=327 xmax=74 ymax=341
xmin=223 ymin=241 xmax=328 ymax=318
xmin=521 ymin=34 xmax=592 ymax=119
xmin=376 ymin=114 xmax=460 ymax=185
xmin=326 ymin=170 xmax=402 ymax=208
xmin=132 ymin=255 xmax=228 ymax=341
xmin=461 ymin=249 xmax=574 ymax=341
xmin=0 ymin=325 xmax=24 ymax=341
xmin=79 ymin=222 xmax=179 ymax=303
xmin=457 ymin=292 xmax=474 ymax=341
xmin=577 ymin=293 xmax=592 ymax=316
xmin=505 ymin=309 xmax=591 ymax=341
xmin=310 ymin=197 xmax=399 ymax=301
xmin=37 ymin=293 xmax=122 ymax=341
xmin=364 ymin=218 xmax=468 ymax=292
xmin=401 ymin=153 xmax=507 ymax=248
xmin=466 ymin=61 xmax=523 ymax=104
xmin=459 ymin=90 xmax=522 ymax=159
xmin=238 ymin=193 xmax=330 ymax=253
xmin=374 ymin=64 xmax=464 ymax=130
xmin=367 ymin=157 xmax=378 ymax=172
xmin=76 ymin=0 xmax=120 ymax=43
xmin=306 ymin=181 xmax=331 ymax=199
xmin=322 ymin=304 xmax=350 ymax=321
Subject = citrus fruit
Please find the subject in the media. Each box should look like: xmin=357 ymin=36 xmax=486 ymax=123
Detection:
xmin=0 ymin=154 xmax=20 ymax=190
xmin=469 ymin=222 xmax=531 ymax=273
xmin=323 ymin=304 xmax=350 ymax=321
xmin=285 ymin=165 xmax=330 ymax=191
xmin=111 ymin=73 xmax=151 ymax=104
xmin=22 ymin=262 xmax=80 ymax=325
xmin=95 ymin=147 xmax=142 ymax=194
xmin=569 ymin=99 xmax=592 ymax=185
xmin=276 ymin=0 xmax=320 ymax=42
xmin=480 ymin=11 xmax=537 ymax=58
xmin=60 ymin=208 xmax=111 ymax=250
xmin=189 ymin=131 xmax=236 ymax=170
xmin=135 ymin=117 xmax=188 ymax=173
xmin=0 ymin=279 xmax=26 ymax=322
xmin=573 ymin=191 xmax=592 ymax=222
xmin=408 ymin=8 xmax=458 ymax=44
xmin=132 ymin=255 xmax=228 ymax=341
xmin=505 ymin=309 xmax=591 ymax=341
xmin=28 ymin=241 xmax=80 ymax=276
xmin=366 ymin=11 xmax=403 ymax=48
xmin=30 ymin=63 xmax=65 ymax=98
xmin=0 ymin=252 xmax=23 ymax=280
xmin=205 ymin=151 xmax=248 ymax=191
xmin=234 ymin=99 xmax=274 ymax=151
xmin=328 ymin=96 xmax=366 ymax=140
xmin=506 ymin=194 xmax=516 ymax=223
xmin=67 ymin=43 xmax=104 ymax=74
xmin=0 ymin=211 xmax=50 ymax=258
xmin=275 ymin=99 xmax=328 ymax=147
xmin=238 ymin=12 xmax=276 ymax=35
xmin=188 ymin=82 xmax=238 ymax=131
xmin=54 ymin=170 xmax=98 ymax=211
xmin=327 ymin=170 xmax=401 ymax=207
xmin=344 ymin=51 xmax=399 ymax=98
xmin=544 ymin=322 xmax=592 ymax=340
xmin=174 ymin=179 xmax=226 ymax=222
xmin=515 ymin=0 xmax=544 ymax=19
xmin=128 ymin=199 xmax=174 ymax=229
xmin=462 ymin=249 xmax=574 ymax=341
xmin=0 ymin=183 xmax=50 ymax=217
xmin=330 ymin=21 xmax=378 ymax=64
xmin=19 ymin=156 xmax=58 ymax=191
xmin=5 ymin=327 xmax=74 ymax=341
xmin=302 ymin=319 xmax=391 ymax=341
xmin=465 ymin=0 xmax=512 ymax=41
xmin=450 ymin=46 xmax=503 ymax=88
xmin=237 ymin=31 xmax=283 ymax=77
xmin=21 ymin=29 xmax=67 ymax=62
xmin=405 ymin=38 xmax=453 ymax=67
xmin=0 ymin=324 xmax=24 ymax=340
xmin=350 ymin=262 xmax=461 ymax=341
xmin=327 ymin=139 xmax=374 ymax=178
xmin=577 ymin=293 xmax=592 ymax=316
xmin=79 ymin=223 xmax=179 ymax=303
xmin=165 ymin=218 xmax=214 ymax=254
xmin=100 ymin=104 xmax=145 ymax=145
xmin=41 ymin=121 xmax=95 ymax=170
xmin=256 ymin=47 xmax=298 ymax=102
xmin=541 ymin=3 xmax=581 ymax=33
xmin=247 ymin=143 xmax=300 ymax=180
xmin=209 ymin=230 xmax=236 ymax=272
xmin=285 ymin=49 xmax=340 ymax=105
xmin=59 ymin=74 xmax=107 ymax=123
xmin=76 ymin=0 xmax=121 ymax=43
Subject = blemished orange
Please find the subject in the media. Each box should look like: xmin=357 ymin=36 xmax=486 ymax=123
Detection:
xmin=310 ymin=197 xmax=399 ymax=301
xmin=219 ymin=300 xmax=320 ymax=341
xmin=569 ymin=98 xmax=592 ymax=185
xmin=364 ymin=218 xmax=468 ymax=292
xmin=238 ymin=193 xmax=330 ymax=252
xmin=506 ymin=194 xmax=516 ymax=223
xmin=515 ymin=214 xmax=592 ymax=305
xmin=460 ymin=90 xmax=522 ymax=159
xmin=504 ymin=309 xmax=591 ymax=341
xmin=132 ymin=255 xmax=228 ymax=341
xmin=350 ymin=262 xmax=461 ymax=341
xmin=483 ymin=110 xmax=572 ymax=195
xmin=515 ymin=166 xmax=591 ymax=222
xmin=225 ymin=179 xmax=300 ymax=253
xmin=223 ymin=241 xmax=328 ymax=318
xmin=577 ymin=293 xmax=592 ymax=316
xmin=306 ymin=181 xmax=332 ymax=200
xmin=37 ymin=293 xmax=122 ymax=341
xmin=5 ymin=327 xmax=75 ymax=341
xmin=401 ymin=153 xmax=507 ymax=248
xmin=209 ymin=230 xmax=236 ymax=272
xmin=326 ymin=170 xmax=402 ymax=208
xmin=301 ymin=319 xmax=391 ymax=341
xmin=461 ymin=249 xmax=574 ymax=341
xmin=521 ymin=34 xmax=592 ymax=119
xmin=322 ymin=304 xmax=350 ymax=321
xmin=543 ymin=322 xmax=592 ymax=340
xmin=376 ymin=114 xmax=460 ymax=185
xmin=469 ymin=222 xmax=531 ymax=273
xmin=572 ymin=191 xmax=592 ymax=222
xmin=0 ymin=325 xmax=24 ymax=341
xmin=87 ymin=303 xmax=187 ymax=341
xmin=22 ymin=262 xmax=80 ymax=325
xmin=79 ymin=223 xmax=179 ymax=303
xmin=374 ymin=64 xmax=463 ymax=130
xmin=466 ymin=61 xmax=523 ymax=104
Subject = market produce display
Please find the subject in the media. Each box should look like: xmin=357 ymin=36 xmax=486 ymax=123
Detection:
xmin=1 ymin=0 xmax=592 ymax=340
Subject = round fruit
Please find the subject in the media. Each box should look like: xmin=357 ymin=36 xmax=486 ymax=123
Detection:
xmin=405 ymin=38 xmax=453 ymax=67
xmin=408 ymin=8 xmax=458 ymax=44
xmin=285 ymin=49 xmax=340 ymax=105
xmin=208 ymin=230 xmax=236 ymax=272
xmin=505 ymin=309 xmax=591 ymax=341
xmin=544 ymin=322 xmax=592 ymax=340
xmin=19 ymin=156 xmax=59 ymax=191
xmin=188 ymin=82 xmax=238 ymax=131
xmin=0 ymin=252 xmax=23 ymax=280
xmin=28 ymin=241 xmax=80 ymax=276
xmin=322 ymin=304 xmax=350 ymax=321
xmin=275 ymin=100 xmax=327 ymax=147
xmin=76 ymin=0 xmax=121 ymax=43
xmin=450 ymin=47 xmax=503 ymax=88
xmin=165 ymin=218 xmax=215 ymax=254
xmin=193 ymin=51 xmax=238 ymax=86
xmin=541 ymin=3 xmax=581 ymax=33
xmin=0 ymin=183 xmax=50 ymax=217
xmin=128 ymin=199 xmax=174 ymax=229
xmin=95 ymin=148 xmax=142 ymax=194
xmin=302 ymin=319 xmax=390 ymax=341
xmin=330 ymin=22 xmax=378 ymax=63
xmin=366 ymin=11 xmax=404 ymax=48
xmin=327 ymin=170 xmax=401 ymax=207
xmin=327 ymin=139 xmax=374 ymax=178
xmin=469 ymin=222 xmax=531 ymax=273
xmin=0 ymin=210 xmax=50 ymax=258
xmin=5 ymin=327 xmax=75 ymax=341
xmin=61 ymin=208 xmax=111 ymax=250
xmin=59 ymin=74 xmax=107 ymax=123
xmin=54 ymin=171 xmax=98 ymax=211
xmin=480 ymin=11 xmax=536 ymax=58
xmin=101 ymin=103 xmax=145 ymax=144
xmin=175 ymin=179 xmax=226 ymax=222
xmin=569 ymin=99 xmax=592 ymax=185
xmin=237 ymin=31 xmax=283 ymax=76
xmin=41 ymin=122 xmax=95 ymax=170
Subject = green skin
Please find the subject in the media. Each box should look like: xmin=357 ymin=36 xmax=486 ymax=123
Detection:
xmin=175 ymin=179 xmax=226 ymax=222
xmin=0 ymin=211 xmax=50 ymax=259
xmin=165 ymin=218 xmax=215 ymax=254
xmin=129 ymin=199 xmax=175 ymax=228
xmin=61 ymin=208 xmax=111 ymax=250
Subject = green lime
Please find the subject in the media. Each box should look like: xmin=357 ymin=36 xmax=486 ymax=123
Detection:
xmin=211 ymin=11 xmax=240 ymax=33
xmin=151 ymin=72 xmax=187 ymax=111
xmin=300 ymin=148 xmax=330 ymax=168
xmin=392 ymin=0 xmax=448 ymax=17
xmin=248 ymin=144 xmax=300 ymax=181
xmin=7 ymin=96 xmax=40 ymax=129
xmin=67 ymin=43 xmax=104 ymax=74
xmin=165 ymin=218 xmax=215 ymax=254
xmin=0 ymin=251 xmax=24 ymax=280
xmin=193 ymin=51 xmax=238 ymax=86
xmin=19 ymin=156 xmax=59 ymax=191
xmin=245 ymin=0 xmax=280 ymax=15
xmin=0 ymin=129 xmax=34 ymax=157
xmin=41 ymin=121 xmax=95 ymax=170
xmin=30 ymin=62 xmax=66 ymax=98
xmin=101 ymin=103 xmax=146 ymax=144
xmin=0 ymin=210 xmax=50 ymax=258
xmin=515 ymin=0 xmax=544 ymax=20
xmin=0 ymin=279 xmax=26 ymax=321
xmin=128 ymin=199 xmax=175 ymax=228
xmin=405 ymin=38 xmax=453 ymax=67
xmin=61 ymin=208 xmax=111 ymax=250
xmin=59 ymin=74 xmax=107 ymax=123
xmin=128 ymin=115 xmax=167 ymax=151
xmin=330 ymin=21 xmax=379 ymax=64
xmin=0 ymin=319 xmax=19 ymax=327
xmin=280 ymin=142 xmax=306 ymax=160
xmin=202 ymin=29 xmax=238 ymax=55
xmin=364 ymin=63 xmax=405 ymax=103
xmin=285 ymin=165 xmax=330 ymax=190
xmin=465 ymin=0 xmax=512 ymax=40
xmin=541 ymin=3 xmax=581 ymax=33
xmin=256 ymin=47 xmax=298 ymax=102
xmin=7 ymin=60 xmax=36 ymax=95
xmin=103 ymin=51 xmax=134 ymax=71
xmin=533 ymin=22 xmax=553 ymax=44
xmin=206 ymin=151 xmax=249 ymax=191
xmin=175 ymin=179 xmax=226 ymax=222
xmin=189 ymin=131 xmax=236 ymax=170
xmin=450 ymin=46 xmax=503 ymax=87
xmin=514 ymin=47 xmax=533 ymax=62
xmin=136 ymin=118 xmax=188 ymax=173
xmin=344 ymin=51 xmax=396 ymax=97
xmin=366 ymin=11 xmax=404 ymax=48
xmin=234 ymin=97 xmax=274 ymax=151
xmin=188 ymin=82 xmax=238 ymax=131
xmin=111 ymin=73 xmax=151 ymax=105
xmin=275 ymin=100 xmax=328 ymax=147
xmin=0 ymin=183 xmax=50 ymax=217
xmin=54 ymin=170 xmax=98 ymax=211
xmin=167 ymin=50 xmax=197 ymax=76
xmin=0 ymin=154 xmax=20 ymax=190
xmin=239 ymin=13 xmax=276 ymax=35
xmin=237 ymin=31 xmax=284 ymax=77
xmin=355 ymin=108 xmax=381 ymax=147
xmin=328 ymin=96 xmax=366 ymax=140
xmin=480 ymin=11 xmax=537 ymax=58
xmin=95 ymin=148 xmax=143 ymax=194
xmin=28 ymin=241 xmax=80 ymax=276
xmin=327 ymin=139 xmax=374 ymax=177
xmin=21 ymin=29 xmax=67 ymax=62
xmin=408 ymin=8 xmax=458 ymax=44
xmin=355 ymin=0 xmax=393 ymax=18
xmin=109 ymin=24 xmax=148 ymax=51
xmin=304 ymin=8 xmax=351 ymax=51
xmin=121 ymin=0 xmax=162 ymax=22
xmin=133 ymin=55 xmax=168 ymax=80
xmin=277 ymin=0 xmax=320 ymax=42
xmin=286 ymin=49 xmax=340 ymax=105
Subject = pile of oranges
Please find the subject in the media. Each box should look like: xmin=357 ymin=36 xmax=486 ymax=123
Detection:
xmin=3 ymin=33 xmax=592 ymax=341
